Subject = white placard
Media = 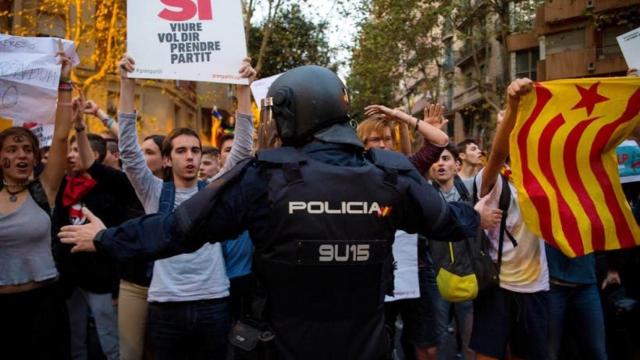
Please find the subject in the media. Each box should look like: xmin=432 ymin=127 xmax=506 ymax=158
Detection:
xmin=0 ymin=35 xmax=78 ymax=124
xmin=250 ymin=73 xmax=282 ymax=106
xmin=617 ymin=27 xmax=640 ymax=71
xmin=127 ymin=0 xmax=248 ymax=84
xmin=385 ymin=231 xmax=421 ymax=302
xmin=20 ymin=122 xmax=55 ymax=148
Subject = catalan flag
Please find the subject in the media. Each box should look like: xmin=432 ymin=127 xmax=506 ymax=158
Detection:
xmin=510 ymin=78 xmax=640 ymax=257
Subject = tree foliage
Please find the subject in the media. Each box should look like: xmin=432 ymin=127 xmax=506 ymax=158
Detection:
xmin=247 ymin=4 xmax=333 ymax=78
xmin=347 ymin=0 xmax=450 ymax=115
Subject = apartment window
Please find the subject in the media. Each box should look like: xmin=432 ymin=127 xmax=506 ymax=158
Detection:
xmin=515 ymin=48 xmax=539 ymax=80
xmin=464 ymin=71 xmax=473 ymax=89
xmin=174 ymin=104 xmax=182 ymax=125
xmin=479 ymin=64 xmax=486 ymax=77
xmin=444 ymin=40 xmax=454 ymax=70
xmin=186 ymin=112 xmax=195 ymax=130
xmin=598 ymin=25 xmax=626 ymax=58
xmin=546 ymin=29 xmax=585 ymax=55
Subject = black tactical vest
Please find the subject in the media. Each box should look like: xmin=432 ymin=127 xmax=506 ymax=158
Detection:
xmin=254 ymin=147 xmax=411 ymax=360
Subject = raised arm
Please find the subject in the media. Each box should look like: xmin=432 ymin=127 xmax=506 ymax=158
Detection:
xmin=40 ymin=44 xmax=75 ymax=206
xmin=398 ymin=122 xmax=412 ymax=156
xmin=84 ymin=100 xmax=120 ymax=137
xmin=214 ymin=58 xmax=256 ymax=177
xmin=116 ymin=55 xmax=162 ymax=212
xmin=73 ymin=95 xmax=97 ymax=171
xmin=364 ymin=103 xmax=449 ymax=146
xmin=480 ymin=78 xmax=532 ymax=197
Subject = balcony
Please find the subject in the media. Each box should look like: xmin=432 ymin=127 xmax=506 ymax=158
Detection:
xmin=453 ymin=85 xmax=483 ymax=110
xmin=455 ymin=40 xmax=487 ymax=67
xmin=594 ymin=0 xmax=639 ymax=13
xmin=507 ymin=32 xmax=538 ymax=52
xmin=543 ymin=0 xmax=588 ymax=24
xmin=544 ymin=47 xmax=595 ymax=80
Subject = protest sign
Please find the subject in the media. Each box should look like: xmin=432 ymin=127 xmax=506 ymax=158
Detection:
xmin=384 ymin=231 xmax=420 ymax=302
xmin=127 ymin=0 xmax=248 ymax=85
xmin=251 ymin=73 xmax=282 ymax=107
xmin=0 ymin=35 xmax=78 ymax=124
xmin=617 ymin=140 xmax=640 ymax=184
xmin=21 ymin=122 xmax=55 ymax=148
xmin=617 ymin=27 xmax=640 ymax=71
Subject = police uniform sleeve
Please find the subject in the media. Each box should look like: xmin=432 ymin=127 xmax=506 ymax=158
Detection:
xmin=401 ymin=176 xmax=479 ymax=242
xmin=94 ymin=161 xmax=257 ymax=262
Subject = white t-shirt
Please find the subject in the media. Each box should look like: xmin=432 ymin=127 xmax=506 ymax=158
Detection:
xmin=148 ymin=186 xmax=229 ymax=302
xmin=475 ymin=169 xmax=549 ymax=293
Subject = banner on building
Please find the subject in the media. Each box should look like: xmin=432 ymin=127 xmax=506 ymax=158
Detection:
xmin=510 ymin=77 xmax=640 ymax=257
xmin=127 ymin=0 xmax=248 ymax=85
xmin=0 ymin=35 xmax=78 ymax=124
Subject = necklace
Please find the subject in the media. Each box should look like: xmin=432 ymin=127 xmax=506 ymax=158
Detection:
xmin=2 ymin=180 xmax=28 ymax=203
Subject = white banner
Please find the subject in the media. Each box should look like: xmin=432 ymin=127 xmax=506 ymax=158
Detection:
xmin=127 ymin=0 xmax=248 ymax=84
xmin=385 ymin=231 xmax=421 ymax=302
xmin=0 ymin=35 xmax=78 ymax=124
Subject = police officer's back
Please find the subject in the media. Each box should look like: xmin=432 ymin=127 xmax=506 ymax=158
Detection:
xmin=60 ymin=66 xmax=479 ymax=360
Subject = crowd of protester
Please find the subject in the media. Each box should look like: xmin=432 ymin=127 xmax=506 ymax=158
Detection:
xmin=1 ymin=46 xmax=639 ymax=360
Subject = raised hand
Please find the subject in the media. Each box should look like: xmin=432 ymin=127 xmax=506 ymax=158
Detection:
xmin=423 ymin=103 xmax=448 ymax=131
xmin=57 ymin=39 xmax=73 ymax=81
xmin=475 ymin=195 xmax=503 ymax=230
xmin=84 ymin=100 xmax=100 ymax=116
xmin=236 ymin=57 xmax=257 ymax=115
xmin=119 ymin=54 xmax=136 ymax=79
xmin=506 ymin=78 xmax=533 ymax=107
xmin=364 ymin=105 xmax=395 ymax=119
xmin=71 ymin=91 xmax=86 ymax=126
xmin=238 ymin=57 xmax=257 ymax=84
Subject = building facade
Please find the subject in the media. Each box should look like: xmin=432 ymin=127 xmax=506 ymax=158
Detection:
xmin=507 ymin=0 xmax=639 ymax=82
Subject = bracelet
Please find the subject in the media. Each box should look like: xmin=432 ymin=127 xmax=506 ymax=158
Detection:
xmin=106 ymin=118 xmax=115 ymax=129
xmin=414 ymin=117 xmax=421 ymax=131
xmin=74 ymin=125 xmax=86 ymax=132
xmin=58 ymin=82 xmax=73 ymax=91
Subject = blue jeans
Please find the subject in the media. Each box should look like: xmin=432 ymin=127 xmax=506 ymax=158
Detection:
xmin=147 ymin=297 xmax=230 ymax=360
xmin=547 ymin=283 xmax=607 ymax=360
xmin=67 ymin=288 xmax=119 ymax=360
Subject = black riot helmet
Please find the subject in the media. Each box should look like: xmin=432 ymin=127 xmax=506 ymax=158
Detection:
xmin=267 ymin=65 xmax=358 ymax=147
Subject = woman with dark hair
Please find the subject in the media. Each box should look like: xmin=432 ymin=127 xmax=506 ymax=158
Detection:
xmin=0 ymin=50 xmax=76 ymax=359
xmin=142 ymin=134 xmax=165 ymax=179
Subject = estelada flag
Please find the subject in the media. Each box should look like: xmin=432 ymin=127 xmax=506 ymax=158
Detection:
xmin=510 ymin=77 xmax=640 ymax=257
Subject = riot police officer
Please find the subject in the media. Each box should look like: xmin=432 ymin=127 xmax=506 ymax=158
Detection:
xmin=60 ymin=65 xmax=480 ymax=360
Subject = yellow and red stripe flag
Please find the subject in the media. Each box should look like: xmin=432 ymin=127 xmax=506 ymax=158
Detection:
xmin=510 ymin=78 xmax=640 ymax=257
